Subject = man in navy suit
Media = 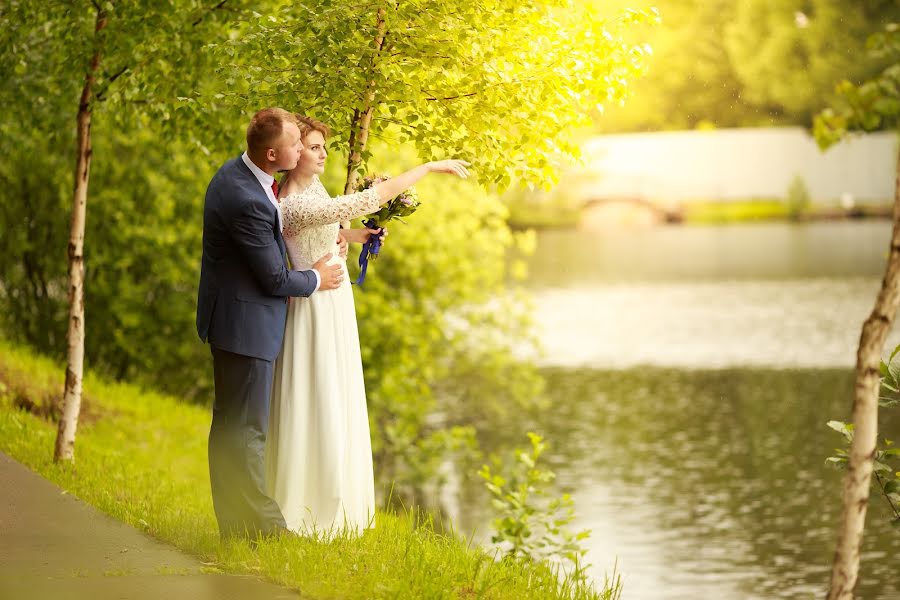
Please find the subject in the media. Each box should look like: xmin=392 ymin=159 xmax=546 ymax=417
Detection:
xmin=196 ymin=107 xmax=342 ymax=539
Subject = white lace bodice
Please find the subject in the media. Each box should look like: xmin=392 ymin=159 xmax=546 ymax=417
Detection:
xmin=280 ymin=176 xmax=381 ymax=269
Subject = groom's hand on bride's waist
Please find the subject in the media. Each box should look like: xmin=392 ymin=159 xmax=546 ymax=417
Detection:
xmin=313 ymin=253 xmax=343 ymax=291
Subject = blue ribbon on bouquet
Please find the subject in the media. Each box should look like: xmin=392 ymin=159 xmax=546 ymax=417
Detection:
xmin=354 ymin=219 xmax=383 ymax=286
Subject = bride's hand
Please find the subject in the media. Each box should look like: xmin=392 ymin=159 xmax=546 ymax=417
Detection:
xmin=336 ymin=232 xmax=349 ymax=259
xmin=343 ymin=227 xmax=386 ymax=245
xmin=427 ymin=159 xmax=470 ymax=178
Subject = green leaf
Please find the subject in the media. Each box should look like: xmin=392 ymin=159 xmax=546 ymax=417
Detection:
xmin=888 ymin=343 xmax=900 ymax=364
xmin=827 ymin=420 xmax=854 ymax=441
xmin=825 ymin=456 xmax=848 ymax=468
xmin=888 ymin=355 xmax=900 ymax=388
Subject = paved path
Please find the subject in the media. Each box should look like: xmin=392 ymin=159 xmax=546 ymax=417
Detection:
xmin=0 ymin=451 xmax=300 ymax=600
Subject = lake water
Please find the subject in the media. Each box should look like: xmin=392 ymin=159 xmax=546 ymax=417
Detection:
xmin=456 ymin=221 xmax=900 ymax=599
xmin=525 ymin=221 xmax=900 ymax=369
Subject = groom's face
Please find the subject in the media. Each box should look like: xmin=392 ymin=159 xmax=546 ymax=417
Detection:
xmin=270 ymin=121 xmax=304 ymax=171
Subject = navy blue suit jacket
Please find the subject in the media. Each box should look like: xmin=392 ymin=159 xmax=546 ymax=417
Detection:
xmin=196 ymin=156 xmax=317 ymax=361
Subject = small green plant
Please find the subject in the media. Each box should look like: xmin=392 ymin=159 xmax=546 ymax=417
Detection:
xmin=785 ymin=174 xmax=811 ymax=220
xmin=826 ymin=344 xmax=900 ymax=528
xmin=479 ymin=433 xmax=593 ymax=573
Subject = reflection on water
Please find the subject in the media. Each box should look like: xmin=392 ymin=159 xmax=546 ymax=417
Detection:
xmin=525 ymin=221 xmax=900 ymax=369
xmin=526 ymin=221 xmax=892 ymax=285
xmin=458 ymin=369 xmax=900 ymax=600
xmin=454 ymin=222 xmax=900 ymax=599
xmin=530 ymin=279 xmax=900 ymax=369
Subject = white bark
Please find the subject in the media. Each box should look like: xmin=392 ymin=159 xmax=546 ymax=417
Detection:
xmin=343 ymin=6 xmax=386 ymax=196
xmin=826 ymin=146 xmax=900 ymax=598
xmin=55 ymin=10 xmax=106 ymax=463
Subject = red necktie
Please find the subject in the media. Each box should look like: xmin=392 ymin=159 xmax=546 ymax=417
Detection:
xmin=271 ymin=180 xmax=279 ymax=200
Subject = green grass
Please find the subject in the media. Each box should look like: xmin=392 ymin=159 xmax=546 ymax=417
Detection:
xmin=681 ymin=198 xmax=790 ymax=223
xmin=506 ymin=197 xmax=893 ymax=229
xmin=0 ymin=340 xmax=619 ymax=599
xmin=681 ymin=198 xmax=892 ymax=224
xmin=507 ymin=203 xmax=583 ymax=230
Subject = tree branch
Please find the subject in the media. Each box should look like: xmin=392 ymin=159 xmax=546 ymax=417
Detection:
xmin=874 ymin=470 xmax=900 ymax=519
xmin=93 ymin=0 xmax=232 ymax=102
xmin=424 ymin=91 xmax=478 ymax=101
xmin=192 ymin=0 xmax=228 ymax=27
xmin=106 ymin=64 xmax=129 ymax=83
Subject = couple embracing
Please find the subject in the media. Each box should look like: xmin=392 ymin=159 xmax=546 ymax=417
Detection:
xmin=196 ymin=108 xmax=469 ymax=540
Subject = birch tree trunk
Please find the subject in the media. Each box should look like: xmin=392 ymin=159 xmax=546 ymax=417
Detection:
xmin=826 ymin=147 xmax=900 ymax=598
xmin=55 ymin=9 xmax=106 ymax=462
xmin=343 ymin=6 xmax=386 ymax=196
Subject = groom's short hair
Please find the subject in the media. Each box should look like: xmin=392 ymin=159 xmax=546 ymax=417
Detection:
xmin=247 ymin=108 xmax=298 ymax=154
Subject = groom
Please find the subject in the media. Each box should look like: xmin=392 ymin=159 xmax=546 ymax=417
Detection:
xmin=196 ymin=107 xmax=342 ymax=540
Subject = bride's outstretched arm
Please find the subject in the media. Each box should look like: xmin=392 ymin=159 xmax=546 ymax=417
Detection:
xmin=371 ymin=160 xmax=470 ymax=202
xmin=281 ymin=160 xmax=470 ymax=234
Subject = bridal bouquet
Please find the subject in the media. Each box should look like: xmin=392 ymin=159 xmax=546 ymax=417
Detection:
xmin=353 ymin=174 xmax=420 ymax=284
xmin=358 ymin=174 xmax=420 ymax=226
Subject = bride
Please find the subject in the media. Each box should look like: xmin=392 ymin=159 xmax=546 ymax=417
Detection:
xmin=265 ymin=114 xmax=469 ymax=534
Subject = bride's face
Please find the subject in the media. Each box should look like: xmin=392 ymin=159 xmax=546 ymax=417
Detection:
xmin=295 ymin=130 xmax=328 ymax=177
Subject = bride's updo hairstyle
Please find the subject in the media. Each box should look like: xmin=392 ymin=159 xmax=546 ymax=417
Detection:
xmin=247 ymin=107 xmax=298 ymax=155
xmin=295 ymin=114 xmax=331 ymax=140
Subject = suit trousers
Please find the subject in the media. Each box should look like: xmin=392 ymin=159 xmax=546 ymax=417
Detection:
xmin=208 ymin=346 xmax=286 ymax=539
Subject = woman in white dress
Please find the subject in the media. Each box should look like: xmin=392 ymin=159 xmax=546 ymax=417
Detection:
xmin=265 ymin=114 xmax=469 ymax=534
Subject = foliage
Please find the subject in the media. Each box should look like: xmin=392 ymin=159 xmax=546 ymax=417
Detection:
xmin=0 ymin=117 xmax=216 ymax=396
xmin=0 ymin=341 xmax=619 ymax=599
xmin=785 ymin=174 xmax=811 ymax=220
xmin=594 ymin=0 xmax=895 ymax=131
xmin=479 ymin=432 xmax=592 ymax=575
xmin=211 ymin=0 xmax=659 ymax=189
xmin=591 ymin=0 xmax=751 ymax=131
xmin=335 ymin=143 xmax=544 ymax=497
xmin=205 ymin=0 xmax=657 ymax=495
xmin=0 ymin=1 xmax=261 ymax=394
xmin=503 ymin=181 xmax=587 ymax=230
xmin=826 ymin=344 xmax=900 ymax=528
xmin=725 ymin=1 xmax=890 ymax=120
xmin=0 ymin=0 xmax=251 ymax=140
xmin=0 ymin=0 xmax=653 ymax=497
xmin=814 ymin=22 xmax=900 ymax=149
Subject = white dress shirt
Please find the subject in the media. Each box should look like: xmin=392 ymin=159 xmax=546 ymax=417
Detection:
xmin=241 ymin=152 xmax=320 ymax=292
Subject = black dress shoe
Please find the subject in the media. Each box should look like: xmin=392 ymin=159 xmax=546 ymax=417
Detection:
xmin=248 ymin=526 xmax=300 ymax=549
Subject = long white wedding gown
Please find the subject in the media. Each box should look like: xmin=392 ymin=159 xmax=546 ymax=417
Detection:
xmin=266 ymin=176 xmax=382 ymax=534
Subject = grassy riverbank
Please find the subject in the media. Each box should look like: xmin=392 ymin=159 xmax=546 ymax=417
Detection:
xmin=0 ymin=341 xmax=618 ymax=599
xmin=680 ymin=199 xmax=892 ymax=224
xmin=506 ymin=196 xmax=892 ymax=229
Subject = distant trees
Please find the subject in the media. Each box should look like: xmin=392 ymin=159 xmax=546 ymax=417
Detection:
xmin=596 ymin=0 xmax=895 ymax=131
xmin=213 ymin=1 xmax=658 ymax=189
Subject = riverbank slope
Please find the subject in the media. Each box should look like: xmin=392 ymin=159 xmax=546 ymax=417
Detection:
xmin=0 ymin=340 xmax=617 ymax=600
